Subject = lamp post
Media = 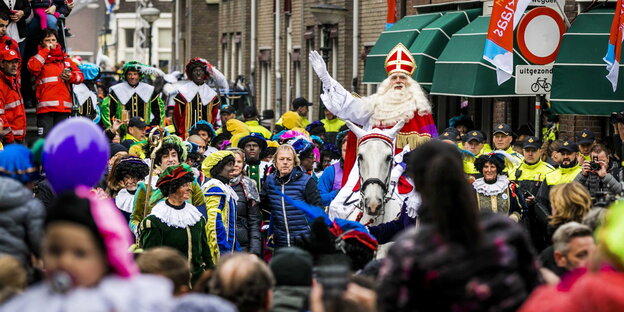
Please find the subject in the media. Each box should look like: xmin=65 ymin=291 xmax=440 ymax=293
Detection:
xmin=139 ymin=2 xmax=160 ymax=66
xmin=311 ymin=4 xmax=347 ymax=120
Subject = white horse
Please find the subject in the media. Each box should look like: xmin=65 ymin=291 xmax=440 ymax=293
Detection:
xmin=329 ymin=120 xmax=408 ymax=228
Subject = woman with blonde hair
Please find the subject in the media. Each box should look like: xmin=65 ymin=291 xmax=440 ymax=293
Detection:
xmin=549 ymin=181 xmax=592 ymax=229
xmin=260 ymin=144 xmax=322 ymax=248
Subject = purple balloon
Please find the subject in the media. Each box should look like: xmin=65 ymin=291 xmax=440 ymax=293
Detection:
xmin=43 ymin=117 xmax=110 ymax=194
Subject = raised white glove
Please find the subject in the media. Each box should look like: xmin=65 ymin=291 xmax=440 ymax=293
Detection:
xmin=309 ymin=50 xmax=331 ymax=87
xmin=209 ymin=67 xmax=230 ymax=93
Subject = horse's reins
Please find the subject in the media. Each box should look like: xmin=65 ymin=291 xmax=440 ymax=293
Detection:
xmin=355 ymin=133 xmax=394 ymax=224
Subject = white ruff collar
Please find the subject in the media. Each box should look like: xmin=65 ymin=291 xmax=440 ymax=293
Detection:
xmin=110 ymin=82 xmax=154 ymax=104
xmin=178 ymin=81 xmax=217 ymax=106
xmin=473 ymin=175 xmax=509 ymax=196
xmin=150 ymin=201 xmax=202 ymax=228
xmin=115 ymin=188 xmax=135 ymax=213
xmin=74 ymin=83 xmax=98 ymax=110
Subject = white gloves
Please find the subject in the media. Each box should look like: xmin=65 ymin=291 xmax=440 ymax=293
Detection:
xmin=309 ymin=50 xmax=331 ymax=87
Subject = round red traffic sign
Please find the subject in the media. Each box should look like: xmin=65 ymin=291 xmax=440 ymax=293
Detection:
xmin=516 ymin=7 xmax=566 ymax=65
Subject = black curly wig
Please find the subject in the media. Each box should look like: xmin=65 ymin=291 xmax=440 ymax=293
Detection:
xmin=336 ymin=130 xmax=350 ymax=150
xmin=299 ymin=145 xmax=315 ymax=161
xmin=154 ymin=143 xmax=184 ymax=167
xmin=209 ymin=155 xmax=235 ymax=179
xmin=113 ymin=157 xmax=149 ymax=183
xmin=189 ymin=124 xmax=216 ymax=140
xmin=340 ymin=237 xmax=376 ymax=271
xmin=260 ymin=146 xmax=277 ymax=161
xmin=295 ymin=217 xmax=375 ymax=271
xmin=473 ymin=154 xmax=505 ymax=175
xmin=159 ymin=172 xmax=195 ymax=197
xmin=211 ymin=132 xmax=232 ymax=148
xmin=306 ymin=121 xmax=326 ymax=136
xmin=187 ymin=152 xmax=205 ymax=168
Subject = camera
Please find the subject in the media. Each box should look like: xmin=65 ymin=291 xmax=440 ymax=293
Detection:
xmin=611 ymin=111 xmax=624 ymax=125
xmin=589 ymin=161 xmax=601 ymax=171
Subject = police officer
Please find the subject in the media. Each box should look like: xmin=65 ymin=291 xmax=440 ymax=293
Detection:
xmin=533 ymin=140 xmax=582 ymax=251
xmin=509 ymin=136 xmax=555 ymax=249
xmin=438 ymin=127 xmax=461 ymax=144
xmin=577 ymin=129 xmax=596 ymax=162
xmin=492 ymin=123 xmax=523 ymax=162
xmin=509 ymin=136 xmax=555 ymax=200
xmin=462 ymin=130 xmax=491 ymax=178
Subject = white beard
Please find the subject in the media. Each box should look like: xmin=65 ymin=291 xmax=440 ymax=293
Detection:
xmin=364 ymin=76 xmax=432 ymax=128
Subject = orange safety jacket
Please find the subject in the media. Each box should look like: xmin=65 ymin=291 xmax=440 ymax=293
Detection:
xmin=27 ymin=46 xmax=83 ymax=114
xmin=0 ymin=70 xmax=25 ymax=143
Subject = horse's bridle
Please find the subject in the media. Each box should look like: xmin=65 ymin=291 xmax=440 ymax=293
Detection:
xmin=357 ymin=133 xmax=394 ymax=207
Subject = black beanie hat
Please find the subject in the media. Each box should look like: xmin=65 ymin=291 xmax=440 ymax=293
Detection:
xmin=269 ymin=247 xmax=313 ymax=287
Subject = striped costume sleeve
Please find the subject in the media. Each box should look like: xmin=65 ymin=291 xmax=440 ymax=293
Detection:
xmin=204 ymin=186 xmax=231 ymax=262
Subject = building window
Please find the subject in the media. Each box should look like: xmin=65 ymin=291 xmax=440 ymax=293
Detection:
xmin=258 ymin=49 xmax=272 ymax=113
xmin=236 ymin=33 xmax=242 ymax=77
xmin=331 ymin=38 xmax=338 ymax=78
xmin=293 ymin=48 xmax=301 ymax=97
xmin=158 ymin=28 xmax=172 ymax=49
xmin=125 ymin=29 xmax=134 ymax=48
xmin=305 ymin=34 xmax=314 ymax=119
xmin=260 ymin=61 xmax=272 ymax=113
xmin=222 ymin=34 xmax=229 ymax=80
xmin=230 ymin=33 xmax=236 ymax=82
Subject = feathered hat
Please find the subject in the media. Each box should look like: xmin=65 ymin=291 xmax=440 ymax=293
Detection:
xmin=121 ymin=61 xmax=165 ymax=80
xmin=156 ymin=163 xmax=194 ymax=189
xmin=189 ymin=120 xmax=216 ymax=140
xmin=78 ymin=62 xmax=101 ymax=81
xmin=0 ymin=144 xmax=39 ymax=184
xmin=185 ymin=58 xmax=213 ymax=80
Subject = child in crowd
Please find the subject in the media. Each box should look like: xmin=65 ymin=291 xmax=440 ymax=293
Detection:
xmin=1 ymin=187 xmax=173 ymax=311
xmin=31 ymin=0 xmax=62 ymax=30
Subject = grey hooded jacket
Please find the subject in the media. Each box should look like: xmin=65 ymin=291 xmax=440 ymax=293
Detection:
xmin=0 ymin=177 xmax=45 ymax=267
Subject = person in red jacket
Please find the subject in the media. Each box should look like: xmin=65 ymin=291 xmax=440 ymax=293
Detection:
xmin=27 ymin=28 xmax=83 ymax=137
xmin=0 ymin=49 xmax=24 ymax=144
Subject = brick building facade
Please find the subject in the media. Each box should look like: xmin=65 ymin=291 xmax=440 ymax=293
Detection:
xmin=171 ymin=0 xmax=608 ymax=142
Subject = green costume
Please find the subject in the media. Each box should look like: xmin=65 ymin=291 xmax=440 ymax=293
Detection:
xmin=100 ymin=62 xmax=165 ymax=128
xmin=139 ymin=200 xmax=214 ymax=283
xmin=130 ymin=179 xmax=207 ymax=233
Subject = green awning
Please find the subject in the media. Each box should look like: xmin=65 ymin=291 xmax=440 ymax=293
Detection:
xmin=362 ymin=13 xmax=443 ymax=83
xmin=550 ymin=9 xmax=624 ymax=116
xmin=430 ymin=16 xmax=529 ymax=97
xmin=409 ymin=8 xmax=482 ymax=91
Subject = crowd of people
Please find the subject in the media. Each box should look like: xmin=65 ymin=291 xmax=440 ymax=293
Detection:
xmin=0 ymin=39 xmax=623 ymax=312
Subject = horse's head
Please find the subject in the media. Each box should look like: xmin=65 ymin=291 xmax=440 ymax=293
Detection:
xmin=346 ymin=120 xmax=404 ymax=216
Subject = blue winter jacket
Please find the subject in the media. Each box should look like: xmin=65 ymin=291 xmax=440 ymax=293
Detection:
xmin=262 ymin=166 xmax=323 ymax=248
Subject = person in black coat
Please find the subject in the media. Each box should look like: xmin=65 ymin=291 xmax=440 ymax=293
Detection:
xmin=229 ymin=148 xmax=262 ymax=256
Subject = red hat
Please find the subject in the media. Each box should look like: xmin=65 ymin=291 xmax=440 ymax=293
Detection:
xmin=1 ymin=49 xmax=19 ymax=61
xmin=384 ymin=43 xmax=416 ymax=76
